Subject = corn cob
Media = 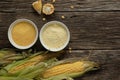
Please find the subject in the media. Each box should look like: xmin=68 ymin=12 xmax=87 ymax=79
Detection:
xmin=41 ymin=58 xmax=99 ymax=80
xmin=43 ymin=61 xmax=84 ymax=78
xmin=0 ymin=51 xmax=63 ymax=75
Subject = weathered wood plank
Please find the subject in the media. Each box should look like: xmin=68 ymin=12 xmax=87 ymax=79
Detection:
xmin=64 ymin=50 xmax=120 ymax=80
xmin=0 ymin=1 xmax=119 ymax=80
xmin=0 ymin=0 xmax=120 ymax=13
xmin=0 ymin=12 xmax=120 ymax=49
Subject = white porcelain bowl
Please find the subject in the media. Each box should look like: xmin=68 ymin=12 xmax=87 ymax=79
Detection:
xmin=40 ymin=21 xmax=70 ymax=52
xmin=8 ymin=19 xmax=38 ymax=49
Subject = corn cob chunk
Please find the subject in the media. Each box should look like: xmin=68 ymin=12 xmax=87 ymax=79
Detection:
xmin=32 ymin=0 xmax=42 ymax=14
xmin=42 ymin=60 xmax=99 ymax=78
xmin=42 ymin=3 xmax=55 ymax=15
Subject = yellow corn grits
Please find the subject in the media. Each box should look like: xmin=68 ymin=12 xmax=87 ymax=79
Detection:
xmin=12 ymin=22 xmax=36 ymax=46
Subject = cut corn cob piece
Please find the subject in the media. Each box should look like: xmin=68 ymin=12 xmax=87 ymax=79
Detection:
xmin=42 ymin=3 xmax=55 ymax=15
xmin=32 ymin=0 xmax=42 ymax=14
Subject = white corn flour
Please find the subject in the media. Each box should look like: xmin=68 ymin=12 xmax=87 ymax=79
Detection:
xmin=42 ymin=23 xmax=68 ymax=49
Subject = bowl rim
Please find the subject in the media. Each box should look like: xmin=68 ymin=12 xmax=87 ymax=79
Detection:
xmin=39 ymin=21 xmax=70 ymax=52
xmin=8 ymin=19 xmax=38 ymax=49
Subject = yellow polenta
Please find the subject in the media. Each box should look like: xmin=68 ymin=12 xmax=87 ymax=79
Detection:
xmin=12 ymin=22 xmax=36 ymax=46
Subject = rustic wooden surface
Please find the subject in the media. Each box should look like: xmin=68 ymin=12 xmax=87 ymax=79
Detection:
xmin=0 ymin=0 xmax=120 ymax=80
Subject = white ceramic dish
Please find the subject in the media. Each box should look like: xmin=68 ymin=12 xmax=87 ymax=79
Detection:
xmin=40 ymin=21 xmax=70 ymax=52
xmin=8 ymin=19 xmax=38 ymax=49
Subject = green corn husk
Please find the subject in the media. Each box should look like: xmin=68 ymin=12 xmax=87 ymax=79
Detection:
xmin=18 ymin=62 xmax=47 ymax=78
xmin=38 ymin=58 xmax=99 ymax=80
xmin=0 ymin=51 xmax=63 ymax=76
xmin=0 ymin=76 xmax=33 ymax=80
xmin=0 ymin=49 xmax=16 ymax=60
xmin=0 ymin=49 xmax=17 ymax=66
xmin=36 ymin=75 xmax=74 ymax=80
xmin=19 ymin=58 xmax=58 ymax=79
xmin=0 ymin=49 xmax=32 ymax=67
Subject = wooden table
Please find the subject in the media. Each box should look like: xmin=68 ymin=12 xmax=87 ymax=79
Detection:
xmin=0 ymin=0 xmax=120 ymax=80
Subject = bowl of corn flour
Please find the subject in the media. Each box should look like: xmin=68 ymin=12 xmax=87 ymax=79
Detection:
xmin=40 ymin=21 xmax=70 ymax=52
xmin=8 ymin=19 xmax=38 ymax=49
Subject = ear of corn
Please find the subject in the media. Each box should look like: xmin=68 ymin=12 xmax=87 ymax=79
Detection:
xmin=42 ymin=59 xmax=99 ymax=79
xmin=42 ymin=61 xmax=84 ymax=78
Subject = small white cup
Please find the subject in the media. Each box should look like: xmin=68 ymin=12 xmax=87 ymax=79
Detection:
xmin=40 ymin=21 xmax=70 ymax=52
xmin=8 ymin=19 xmax=38 ymax=49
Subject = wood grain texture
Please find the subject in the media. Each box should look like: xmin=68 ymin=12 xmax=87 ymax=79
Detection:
xmin=0 ymin=0 xmax=120 ymax=80
xmin=0 ymin=12 xmax=120 ymax=50
xmin=0 ymin=0 xmax=120 ymax=13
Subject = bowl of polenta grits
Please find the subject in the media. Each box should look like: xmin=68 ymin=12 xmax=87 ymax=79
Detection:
xmin=8 ymin=19 xmax=38 ymax=49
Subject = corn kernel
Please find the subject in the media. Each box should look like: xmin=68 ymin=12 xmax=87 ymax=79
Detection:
xmin=70 ymin=5 xmax=74 ymax=9
xmin=42 ymin=18 xmax=46 ymax=21
xmin=61 ymin=16 xmax=65 ymax=19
